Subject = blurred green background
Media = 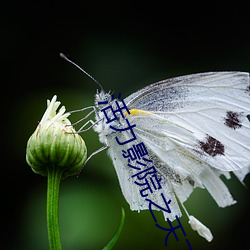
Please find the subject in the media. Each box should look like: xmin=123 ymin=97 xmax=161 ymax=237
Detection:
xmin=2 ymin=2 xmax=250 ymax=250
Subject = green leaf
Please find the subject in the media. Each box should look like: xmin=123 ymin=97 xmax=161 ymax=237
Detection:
xmin=102 ymin=208 xmax=125 ymax=250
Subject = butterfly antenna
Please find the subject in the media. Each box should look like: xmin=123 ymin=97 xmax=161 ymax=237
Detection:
xmin=60 ymin=53 xmax=104 ymax=91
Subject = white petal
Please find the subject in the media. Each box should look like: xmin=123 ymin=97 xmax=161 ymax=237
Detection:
xmin=40 ymin=95 xmax=71 ymax=125
xmin=189 ymin=215 xmax=213 ymax=242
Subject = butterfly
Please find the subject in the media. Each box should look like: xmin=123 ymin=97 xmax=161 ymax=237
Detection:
xmin=90 ymin=72 xmax=250 ymax=240
xmin=61 ymin=54 xmax=250 ymax=241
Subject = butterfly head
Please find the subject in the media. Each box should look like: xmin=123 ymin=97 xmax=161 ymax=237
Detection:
xmin=94 ymin=90 xmax=114 ymax=109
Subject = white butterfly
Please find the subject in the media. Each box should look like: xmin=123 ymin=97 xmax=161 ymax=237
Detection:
xmin=85 ymin=71 xmax=249 ymax=241
xmin=58 ymin=53 xmax=250 ymax=242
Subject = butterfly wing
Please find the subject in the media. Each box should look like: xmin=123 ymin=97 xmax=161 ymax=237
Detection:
xmin=106 ymin=130 xmax=182 ymax=221
xmin=107 ymin=72 xmax=250 ymax=218
xmin=125 ymin=72 xmax=250 ymax=173
xmin=122 ymin=112 xmax=237 ymax=210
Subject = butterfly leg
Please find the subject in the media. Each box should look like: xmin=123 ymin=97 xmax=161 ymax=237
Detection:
xmin=77 ymin=119 xmax=96 ymax=132
xmin=85 ymin=145 xmax=108 ymax=164
xmin=70 ymin=106 xmax=96 ymax=127
xmin=76 ymin=117 xmax=105 ymax=133
xmin=77 ymin=145 xmax=108 ymax=175
xmin=70 ymin=105 xmax=96 ymax=114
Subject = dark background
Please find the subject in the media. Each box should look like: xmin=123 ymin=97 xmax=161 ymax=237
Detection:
xmin=2 ymin=1 xmax=250 ymax=250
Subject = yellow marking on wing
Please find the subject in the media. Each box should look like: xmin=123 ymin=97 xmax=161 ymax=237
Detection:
xmin=125 ymin=109 xmax=153 ymax=116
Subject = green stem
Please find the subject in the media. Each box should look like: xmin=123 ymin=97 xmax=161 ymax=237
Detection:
xmin=47 ymin=165 xmax=63 ymax=250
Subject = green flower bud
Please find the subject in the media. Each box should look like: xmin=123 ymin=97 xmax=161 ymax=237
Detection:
xmin=26 ymin=95 xmax=87 ymax=178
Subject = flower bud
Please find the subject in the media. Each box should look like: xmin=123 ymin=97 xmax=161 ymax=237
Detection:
xmin=26 ymin=95 xmax=87 ymax=178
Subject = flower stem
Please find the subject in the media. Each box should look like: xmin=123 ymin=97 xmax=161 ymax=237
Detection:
xmin=47 ymin=165 xmax=63 ymax=250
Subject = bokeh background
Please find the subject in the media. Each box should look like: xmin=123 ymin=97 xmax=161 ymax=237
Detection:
xmin=2 ymin=1 xmax=250 ymax=250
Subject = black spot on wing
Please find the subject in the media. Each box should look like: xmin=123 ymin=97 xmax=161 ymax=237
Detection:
xmin=199 ymin=135 xmax=225 ymax=157
xmin=224 ymin=111 xmax=243 ymax=130
xmin=187 ymin=177 xmax=195 ymax=186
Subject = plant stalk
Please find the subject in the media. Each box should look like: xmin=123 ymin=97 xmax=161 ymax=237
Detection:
xmin=47 ymin=165 xmax=63 ymax=250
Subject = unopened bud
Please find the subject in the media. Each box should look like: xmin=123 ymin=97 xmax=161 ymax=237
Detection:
xmin=26 ymin=95 xmax=87 ymax=178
